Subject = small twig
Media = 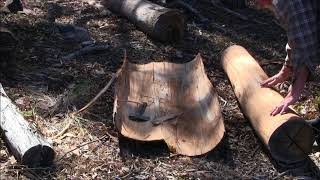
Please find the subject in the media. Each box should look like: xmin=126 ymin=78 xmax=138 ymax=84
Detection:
xmin=210 ymin=1 xmax=267 ymax=25
xmin=168 ymin=0 xmax=208 ymax=23
xmin=273 ymin=170 xmax=290 ymax=180
xmin=76 ymin=73 xmax=118 ymax=115
xmin=105 ymin=131 xmax=118 ymax=142
xmin=211 ymin=1 xmax=248 ymax=20
xmin=219 ymin=96 xmax=227 ymax=107
xmin=52 ymin=116 xmax=73 ymax=139
xmin=249 ymin=146 xmax=260 ymax=158
xmin=57 ymin=135 xmax=108 ymax=161
xmin=121 ymin=171 xmax=133 ymax=179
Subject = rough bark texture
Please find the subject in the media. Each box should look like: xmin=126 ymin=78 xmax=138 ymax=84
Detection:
xmin=221 ymin=45 xmax=314 ymax=163
xmin=0 ymin=84 xmax=55 ymax=167
xmin=103 ymin=0 xmax=185 ymax=42
xmin=114 ymin=54 xmax=225 ymax=156
xmin=0 ymin=27 xmax=17 ymax=52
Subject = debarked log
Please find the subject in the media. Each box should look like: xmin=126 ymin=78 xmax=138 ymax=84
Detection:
xmin=103 ymin=0 xmax=185 ymax=42
xmin=221 ymin=45 xmax=314 ymax=163
xmin=114 ymin=54 xmax=225 ymax=156
xmin=0 ymin=84 xmax=55 ymax=167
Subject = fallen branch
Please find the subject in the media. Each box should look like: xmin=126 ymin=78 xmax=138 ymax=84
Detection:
xmin=57 ymin=131 xmax=117 ymax=161
xmin=62 ymin=44 xmax=111 ymax=61
xmin=210 ymin=1 xmax=267 ymax=25
xmin=210 ymin=1 xmax=248 ymax=19
xmin=76 ymin=72 xmax=118 ymax=115
xmin=168 ymin=0 xmax=208 ymax=23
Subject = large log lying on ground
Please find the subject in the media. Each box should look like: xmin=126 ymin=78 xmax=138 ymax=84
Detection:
xmin=114 ymin=54 xmax=225 ymax=156
xmin=221 ymin=45 xmax=314 ymax=163
xmin=0 ymin=84 xmax=55 ymax=167
xmin=103 ymin=0 xmax=185 ymax=42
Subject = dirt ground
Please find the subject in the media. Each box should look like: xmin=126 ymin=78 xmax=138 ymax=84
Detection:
xmin=1 ymin=0 xmax=320 ymax=179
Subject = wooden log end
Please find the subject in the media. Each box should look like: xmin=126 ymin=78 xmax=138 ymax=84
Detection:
xmin=21 ymin=145 xmax=55 ymax=167
xmin=153 ymin=10 xmax=185 ymax=42
xmin=268 ymin=117 xmax=314 ymax=163
xmin=0 ymin=27 xmax=17 ymax=52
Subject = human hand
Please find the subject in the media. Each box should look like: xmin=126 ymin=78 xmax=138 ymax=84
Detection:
xmin=269 ymin=65 xmax=309 ymax=116
xmin=270 ymin=89 xmax=299 ymax=116
xmin=261 ymin=66 xmax=291 ymax=88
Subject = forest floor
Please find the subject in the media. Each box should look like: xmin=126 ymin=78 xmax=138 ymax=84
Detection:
xmin=1 ymin=0 xmax=320 ymax=179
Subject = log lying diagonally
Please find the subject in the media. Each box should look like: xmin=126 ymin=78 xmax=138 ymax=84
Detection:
xmin=0 ymin=84 xmax=55 ymax=167
xmin=103 ymin=0 xmax=185 ymax=42
xmin=114 ymin=54 xmax=225 ymax=156
xmin=221 ymin=45 xmax=314 ymax=163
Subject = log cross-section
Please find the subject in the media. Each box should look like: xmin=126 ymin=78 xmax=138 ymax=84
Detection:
xmin=221 ymin=45 xmax=314 ymax=163
xmin=0 ymin=84 xmax=55 ymax=167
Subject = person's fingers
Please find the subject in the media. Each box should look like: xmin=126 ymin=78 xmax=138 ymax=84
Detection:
xmin=288 ymin=85 xmax=292 ymax=93
xmin=271 ymin=105 xmax=282 ymax=116
xmin=280 ymin=103 xmax=289 ymax=115
xmin=266 ymin=78 xmax=279 ymax=87
xmin=261 ymin=77 xmax=275 ymax=87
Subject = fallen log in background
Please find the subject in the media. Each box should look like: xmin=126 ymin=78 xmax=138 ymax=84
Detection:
xmin=221 ymin=45 xmax=314 ymax=163
xmin=0 ymin=84 xmax=55 ymax=167
xmin=114 ymin=54 xmax=225 ymax=156
xmin=103 ymin=0 xmax=185 ymax=42
xmin=0 ymin=27 xmax=17 ymax=75
xmin=0 ymin=27 xmax=17 ymax=52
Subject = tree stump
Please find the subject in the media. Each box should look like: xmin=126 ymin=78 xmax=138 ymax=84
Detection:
xmin=103 ymin=0 xmax=185 ymax=42
xmin=221 ymin=45 xmax=314 ymax=163
xmin=0 ymin=84 xmax=55 ymax=167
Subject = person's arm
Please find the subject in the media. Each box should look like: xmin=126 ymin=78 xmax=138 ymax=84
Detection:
xmin=263 ymin=0 xmax=318 ymax=116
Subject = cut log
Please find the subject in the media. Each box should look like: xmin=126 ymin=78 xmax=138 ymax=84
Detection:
xmin=221 ymin=45 xmax=314 ymax=163
xmin=103 ymin=0 xmax=185 ymax=42
xmin=0 ymin=0 xmax=23 ymax=14
xmin=0 ymin=84 xmax=55 ymax=167
xmin=0 ymin=27 xmax=17 ymax=52
xmin=0 ymin=27 xmax=17 ymax=74
xmin=114 ymin=54 xmax=225 ymax=156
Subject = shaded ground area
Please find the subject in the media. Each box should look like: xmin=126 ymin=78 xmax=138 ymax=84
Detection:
xmin=1 ymin=0 xmax=320 ymax=179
